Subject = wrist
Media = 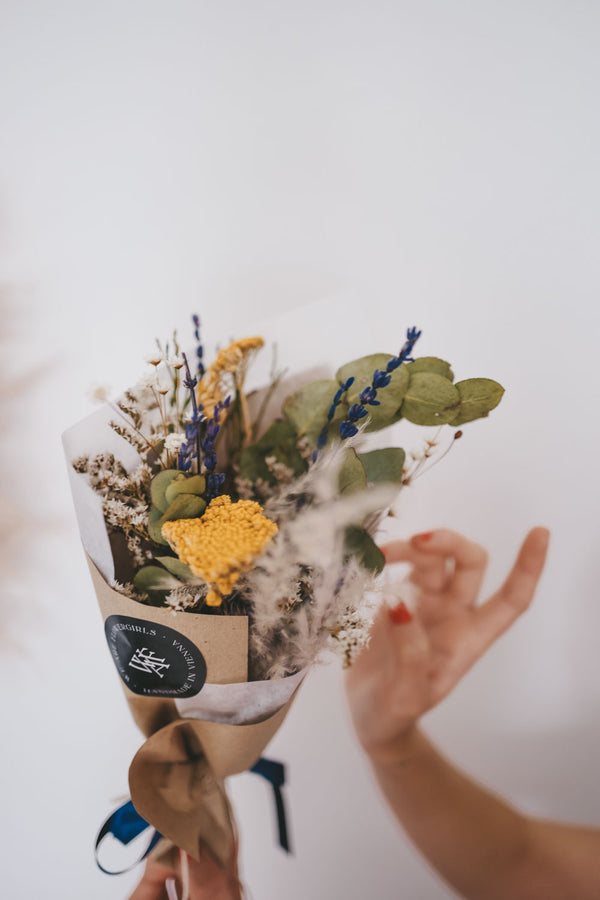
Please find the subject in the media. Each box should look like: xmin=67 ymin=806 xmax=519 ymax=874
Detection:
xmin=364 ymin=725 xmax=423 ymax=770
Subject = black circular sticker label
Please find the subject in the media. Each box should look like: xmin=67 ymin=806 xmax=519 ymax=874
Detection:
xmin=104 ymin=615 xmax=207 ymax=698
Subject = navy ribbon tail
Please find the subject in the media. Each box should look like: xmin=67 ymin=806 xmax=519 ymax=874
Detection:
xmin=250 ymin=757 xmax=291 ymax=853
xmin=96 ymin=759 xmax=290 ymax=875
xmin=95 ymin=800 xmax=162 ymax=875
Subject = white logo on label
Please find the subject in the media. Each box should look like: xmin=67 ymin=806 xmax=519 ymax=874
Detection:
xmin=128 ymin=647 xmax=171 ymax=679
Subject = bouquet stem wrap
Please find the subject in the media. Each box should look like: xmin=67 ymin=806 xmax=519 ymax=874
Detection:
xmin=87 ymin=557 xmax=299 ymax=866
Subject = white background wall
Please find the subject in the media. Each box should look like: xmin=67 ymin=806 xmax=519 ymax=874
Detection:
xmin=1 ymin=2 xmax=599 ymax=897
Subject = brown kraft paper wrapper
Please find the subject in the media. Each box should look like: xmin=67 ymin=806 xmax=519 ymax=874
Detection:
xmin=87 ymin=556 xmax=299 ymax=866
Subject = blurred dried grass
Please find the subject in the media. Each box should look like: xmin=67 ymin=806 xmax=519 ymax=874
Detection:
xmin=0 ymin=286 xmax=43 ymax=650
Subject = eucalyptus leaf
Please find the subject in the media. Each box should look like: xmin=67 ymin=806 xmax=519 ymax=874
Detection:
xmin=133 ymin=565 xmax=183 ymax=595
xmin=401 ymin=373 xmax=460 ymax=426
xmin=344 ymin=526 xmax=386 ymax=574
xmin=148 ymin=507 xmax=169 ymax=546
xmin=237 ymin=445 xmax=271 ymax=485
xmin=451 ymin=378 xmax=505 ymax=425
xmin=336 ymin=353 xmax=391 ymax=391
xmin=408 ymin=357 xmax=454 ymax=381
xmin=148 ymin=494 xmax=207 ymax=547
xmin=239 ymin=419 xmax=307 ymax=484
xmin=161 ymin=493 xmax=206 ymax=524
xmin=150 ymin=469 xmax=181 ymax=513
xmin=164 ymin=474 xmax=207 ymax=506
xmin=358 ymin=447 xmax=406 ymax=485
xmin=283 ymin=379 xmax=348 ymax=447
xmin=155 ymin=556 xmax=202 ymax=583
xmin=336 ymin=353 xmax=410 ymax=432
xmin=338 ymin=449 xmax=368 ymax=495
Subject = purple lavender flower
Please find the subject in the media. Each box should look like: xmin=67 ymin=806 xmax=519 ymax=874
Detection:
xmin=177 ymin=353 xmax=203 ymax=473
xmin=205 ymin=471 xmax=226 ymax=501
xmin=358 ymin=386 xmax=380 ymax=406
xmin=202 ymin=396 xmax=231 ymax=500
xmin=339 ymin=421 xmax=359 ymax=439
xmin=315 ymin=376 xmax=355 ymax=452
xmin=192 ymin=314 xmax=205 ymax=378
xmin=371 ymin=369 xmax=391 ymax=389
xmin=337 ymin=326 xmax=422 ymax=442
xmin=347 ymin=403 xmax=368 ymax=422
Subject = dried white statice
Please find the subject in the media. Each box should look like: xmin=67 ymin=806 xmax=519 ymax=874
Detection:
xmin=265 ymin=455 xmax=296 ymax=486
xmin=331 ymin=614 xmax=370 ymax=668
xmin=234 ymin=470 xmax=276 ymax=503
xmin=73 ymin=454 xmax=151 ymax=503
xmin=128 ymin=462 xmax=153 ymax=494
xmin=109 ymin=580 xmax=146 ymax=603
xmin=74 ymin=454 xmax=152 ymax=551
xmin=165 ymin=584 xmax=208 ymax=612
xmin=72 ymin=451 xmax=128 ymax=487
xmin=164 ymin=432 xmax=186 ymax=454
xmin=102 ymin=498 xmax=148 ymax=530
xmin=253 ymin=477 xmax=276 ymax=502
xmin=234 ymin=474 xmax=255 ymax=501
xmin=296 ymin=436 xmax=314 ymax=463
xmin=328 ymin=572 xmax=377 ymax=669
xmin=126 ymin=532 xmax=149 ymax=568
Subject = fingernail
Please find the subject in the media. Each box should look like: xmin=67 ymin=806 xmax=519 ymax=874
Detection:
xmin=414 ymin=531 xmax=433 ymax=543
xmin=389 ymin=601 xmax=413 ymax=625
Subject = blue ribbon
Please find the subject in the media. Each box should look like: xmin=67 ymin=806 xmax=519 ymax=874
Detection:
xmin=95 ymin=800 xmax=162 ymax=875
xmin=95 ymin=757 xmax=290 ymax=875
xmin=250 ymin=757 xmax=291 ymax=853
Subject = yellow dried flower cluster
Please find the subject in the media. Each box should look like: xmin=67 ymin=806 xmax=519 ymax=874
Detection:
xmin=197 ymin=336 xmax=264 ymax=413
xmin=161 ymin=495 xmax=278 ymax=606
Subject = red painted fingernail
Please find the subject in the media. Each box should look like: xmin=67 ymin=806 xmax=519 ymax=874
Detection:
xmin=414 ymin=531 xmax=433 ymax=542
xmin=389 ymin=601 xmax=413 ymax=624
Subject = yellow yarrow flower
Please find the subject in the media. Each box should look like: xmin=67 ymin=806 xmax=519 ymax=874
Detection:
xmin=197 ymin=336 xmax=264 ymax=413
xmin=161 ymin=495 xmax=278 ymax=606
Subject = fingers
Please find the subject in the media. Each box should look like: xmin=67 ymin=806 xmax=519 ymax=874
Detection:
xmin=128 ymin=859 xmax=176 ymax=900
xmin=381 ymin=540 xmax=449 ymax=592
xmin=383 ymin=596 xmax=431 ymax=669
xmin=348 ymin=599 xmax=426 ymax=683
xmin=383 ymin=531 xmax=488 ymax=605
xmin=474 ymin=527 xmax=550 ymax=650
xmin=128 ymin=848 xmax=242 ymax=900
xmin=412 ymin=529 xmax=488 ymax=605
xmin=381 ymin=539 xmax=421 ymax=565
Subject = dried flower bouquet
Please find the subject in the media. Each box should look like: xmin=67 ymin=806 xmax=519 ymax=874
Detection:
xmin=64 ymin=315 xmax=503 ymax=869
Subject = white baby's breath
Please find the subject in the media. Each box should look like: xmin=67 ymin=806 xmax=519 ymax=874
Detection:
xmin=164 ymin=432 xmax=186 ymax=453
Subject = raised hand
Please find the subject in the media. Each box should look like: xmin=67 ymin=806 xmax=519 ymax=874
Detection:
xmin=345 ymin=527 xmax=550 ymax=764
